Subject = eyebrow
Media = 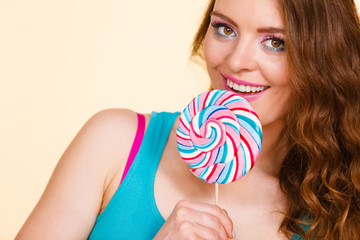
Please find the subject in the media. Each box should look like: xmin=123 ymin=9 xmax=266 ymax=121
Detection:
xmin=211 ymin=11 xmax=285 ymax=34
xmin=211 ymin=11 xmax=238 ymax=28
xmin=257 ymin=27 xmax=285 ymax=34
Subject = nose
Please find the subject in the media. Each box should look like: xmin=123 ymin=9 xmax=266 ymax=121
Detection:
xmin=226 ymin=39 xmax=257 ymax=73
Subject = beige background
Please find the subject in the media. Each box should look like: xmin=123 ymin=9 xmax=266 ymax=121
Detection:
xmin=1 ymin=1 xmax=359 ymax=239
xmin=0 ymin=0 xmax=209 ymax=238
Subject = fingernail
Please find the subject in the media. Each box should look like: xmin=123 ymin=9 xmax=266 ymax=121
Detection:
xmin=232 ymin=230 xmax=236 ymax=238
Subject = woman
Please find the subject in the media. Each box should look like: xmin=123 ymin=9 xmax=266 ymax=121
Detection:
xmin=16 ymin=0 xmax=360 ymax=239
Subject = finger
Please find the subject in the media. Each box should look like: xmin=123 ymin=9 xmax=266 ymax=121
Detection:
xmin=175 ymin=221 xmax=216 ymax=240
xmin=192 ymin=222 xmax=224 ymax=240
xmin=176 ymin=200 xmax=234 ymax=238
xmin=193 ymin=211 xmax=228 ymax=240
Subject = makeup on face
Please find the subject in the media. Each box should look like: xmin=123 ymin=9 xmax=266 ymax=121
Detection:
xmin=203 ymin=0 xmax=292 ymax=128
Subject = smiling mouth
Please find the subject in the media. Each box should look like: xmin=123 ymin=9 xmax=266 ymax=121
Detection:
xmin=226 ymin=79 xmax=270 ymax=94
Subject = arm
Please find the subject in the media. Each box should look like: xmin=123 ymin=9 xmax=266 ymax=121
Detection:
xmin=15 ymin=109 xmax=138 ymax=239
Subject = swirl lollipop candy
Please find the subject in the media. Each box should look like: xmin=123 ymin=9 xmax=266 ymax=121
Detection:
xmin=176 ymin=90 xmax=262 ymax=185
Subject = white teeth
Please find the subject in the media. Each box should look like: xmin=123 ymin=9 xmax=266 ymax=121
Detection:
xmin=226 ymin=79 xmax=267 ymax=93
xmin=239 ymin=85 xmax=246 ymax=92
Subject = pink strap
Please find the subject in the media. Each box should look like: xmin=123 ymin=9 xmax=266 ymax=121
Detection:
xmin=120 ymin=113 xmax=146 ymax=185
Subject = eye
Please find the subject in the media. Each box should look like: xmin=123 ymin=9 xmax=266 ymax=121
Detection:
xmin=221 ymin=26 xmax=234 ymax=36
xmin=262 ymin=37 xmax=285 ymax=52
xmin=270 ymin=39 xmax=281 ymax=48
xmin=211 ymin=22 xmax=237 ymax=38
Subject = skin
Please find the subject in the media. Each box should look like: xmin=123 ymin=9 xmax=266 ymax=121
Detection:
xmin=16 ymin=0 xmax=292 ymax=239
xmin=204 ymin=0 xmax=292 ymax=177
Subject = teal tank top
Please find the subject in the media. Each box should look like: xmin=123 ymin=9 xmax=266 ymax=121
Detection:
xmin=89 ymin=111 xmax=306 ymax=239
xmin=89 ymin=112 xmax=178 ymax=239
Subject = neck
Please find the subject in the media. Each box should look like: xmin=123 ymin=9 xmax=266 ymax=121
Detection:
xmin=255 ymin=119 xmax=287 ymax=178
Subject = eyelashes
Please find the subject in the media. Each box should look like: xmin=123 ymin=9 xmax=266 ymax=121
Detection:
xmin=211 ymin=21 xmax=237 ymax=38
xmin=261 ymin=36 xmax=285 ymax=52
xmin=210 ymin=21 xmax=285 ymax=52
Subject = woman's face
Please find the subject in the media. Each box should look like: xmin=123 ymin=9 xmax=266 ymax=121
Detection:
xmin=204 ymin=0 xmax=291 ymax=129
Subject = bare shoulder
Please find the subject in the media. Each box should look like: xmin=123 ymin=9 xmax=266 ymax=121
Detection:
xmin=87 ymin=108 xmax=149 ymax=152
xmin=89 ymin=108 xmax=139 ymax=127
xmin=69 ymin=108 xmax=152 ymax=182
xmin=15 ymin=108 xmax=150 ymax=239
xmin=64 ymin=109 xmax=133 ymax=167
xmin=84 ymin=108 xmax=139 ymax=141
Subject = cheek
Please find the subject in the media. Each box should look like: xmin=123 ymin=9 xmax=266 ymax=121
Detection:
xmin=256 ymin=59 xmax=292 ymax=124
xmin=203 ymin=33 xmax=232 ymax=88
xmin=203 ymin=33 xmax=226 ymax=69
xmin=203 ymin=34 xmax=215 ymax=68
xmin=266 ymin=66 xmax=292 ymax=116
xmin=261 ymin=56 xmax=289 ymax=87
xmin=204 ymin=34 xmax=219 ymax=86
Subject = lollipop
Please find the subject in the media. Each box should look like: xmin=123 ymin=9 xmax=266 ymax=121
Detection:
xmin=176 ymin=90 xmax=262 ymax=185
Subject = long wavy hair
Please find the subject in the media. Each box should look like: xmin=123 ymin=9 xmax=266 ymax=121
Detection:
xmin=191 ymin=0 xmax=360 ymax=239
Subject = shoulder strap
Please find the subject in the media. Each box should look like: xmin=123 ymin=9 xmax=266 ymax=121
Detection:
xmin=120 ymin=113 xmax=146 ymax=185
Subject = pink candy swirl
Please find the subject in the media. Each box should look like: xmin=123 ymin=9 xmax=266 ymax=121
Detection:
xmin=176 ymin=90 xmax=262 ymax=184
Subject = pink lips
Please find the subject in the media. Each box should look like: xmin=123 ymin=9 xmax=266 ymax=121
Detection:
xmin=222 ymin=73 xmax=269 ymax=102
